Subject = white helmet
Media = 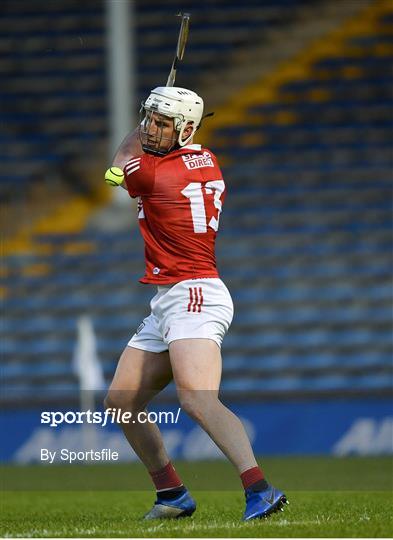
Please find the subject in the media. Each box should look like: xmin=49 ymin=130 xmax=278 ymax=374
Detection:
xmin=140 ymin=86 xmax=204 ymax=155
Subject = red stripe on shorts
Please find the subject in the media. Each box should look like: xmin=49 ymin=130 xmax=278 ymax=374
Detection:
xmin=193 ymin=287 xmax=199 ymax=312
xmin=187 ymin=287 xmax=193 ymax=312
xmin=197 ymin=287 xmax=203 ymax=313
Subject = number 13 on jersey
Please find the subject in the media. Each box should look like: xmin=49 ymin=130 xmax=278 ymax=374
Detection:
xmin=181 ymin=180 xmax=225 ymax=233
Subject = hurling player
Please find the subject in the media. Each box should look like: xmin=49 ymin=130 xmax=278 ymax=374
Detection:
xmin=104 ymin=86 xmax=287 ymax=521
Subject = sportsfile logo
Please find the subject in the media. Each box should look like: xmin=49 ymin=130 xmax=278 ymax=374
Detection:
xmin=182 ymin=151 xmax=214 ymax=170
xmin=40 ymin=408 xmax=181 ymax=427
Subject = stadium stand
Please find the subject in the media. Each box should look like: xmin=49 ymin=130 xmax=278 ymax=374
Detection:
xmin=1 ymin=0 xmax=392 ymax=406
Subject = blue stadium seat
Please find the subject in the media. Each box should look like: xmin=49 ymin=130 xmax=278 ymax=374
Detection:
xmin=1 ymin=0 xmax=392 ymax=404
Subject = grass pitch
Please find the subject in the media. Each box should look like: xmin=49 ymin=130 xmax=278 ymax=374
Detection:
xmin=1 ymin=457 xmax=392 ymax=537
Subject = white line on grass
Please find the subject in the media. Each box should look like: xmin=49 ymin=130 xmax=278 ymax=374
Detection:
xmin=7 ymin=518 xmax=336 ymax=537
xmin=143 ymin=518 xmax=332 ymax=534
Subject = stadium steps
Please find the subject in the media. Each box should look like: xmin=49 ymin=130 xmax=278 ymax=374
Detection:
xmin=1 ymin=186 xmax=108 ymax=258
xmin=200 ymin=0 xmax=391 ymax=143
xmin=197 ymin=0 xmax=373 ymax=113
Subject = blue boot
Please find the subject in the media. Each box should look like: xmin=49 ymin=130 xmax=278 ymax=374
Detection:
xmin=144 ymin=489 xmax=196 ymax=519
xmin=243 ymin=484 xmax=288 ymax=521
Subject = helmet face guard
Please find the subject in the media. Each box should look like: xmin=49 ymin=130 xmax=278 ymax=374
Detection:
xmin=139 ymin=106 xmax=179 ymax=156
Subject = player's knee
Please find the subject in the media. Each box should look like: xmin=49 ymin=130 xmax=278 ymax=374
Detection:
xmin=104 ymin=389 xmax=151 ymax=413
xmin=104 ymin=391 xmax=135 ymax=412
xmin=178 ymin=392 xmax=210 ymax=423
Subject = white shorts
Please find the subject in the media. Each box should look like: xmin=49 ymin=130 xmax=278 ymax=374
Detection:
xmin=128 ymin=278 xmax=234 ymax=353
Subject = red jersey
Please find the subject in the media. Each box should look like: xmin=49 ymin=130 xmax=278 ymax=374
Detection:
xmin=123 ymin=144 xmax=226 ymax=284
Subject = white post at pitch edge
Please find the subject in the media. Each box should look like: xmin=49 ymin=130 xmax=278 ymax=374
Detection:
xmin=73 ymin=315 xmax=106 ymax=455
xmin=106 ymin=0 xmax=136 ymax=204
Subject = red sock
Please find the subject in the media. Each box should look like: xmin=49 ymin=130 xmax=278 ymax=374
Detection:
xmin=149 ymin=462 xmax=183 ymax=491
xmin=240 ymin=466 xmax=264 ymax=490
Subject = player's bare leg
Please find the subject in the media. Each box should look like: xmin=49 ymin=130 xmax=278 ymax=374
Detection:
xmin=105 ymin=346 xmax=197 ymax=519
xmin=104 ymin=346 xmax=173 ymax=471
xmin=169 ymin=338 xmax=258 ymax=473
xmin=169 ymin=338 xmax=287 ymax=519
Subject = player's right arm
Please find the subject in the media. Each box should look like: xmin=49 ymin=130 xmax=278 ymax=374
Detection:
xmin=112 ymin=127 xmax=143 ymax=171
xmin=105 ymin=126 xmax=144 ymax=190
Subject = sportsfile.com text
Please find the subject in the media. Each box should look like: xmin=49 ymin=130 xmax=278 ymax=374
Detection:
xmin=41 ymin=408 xmax=181 ymax=428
